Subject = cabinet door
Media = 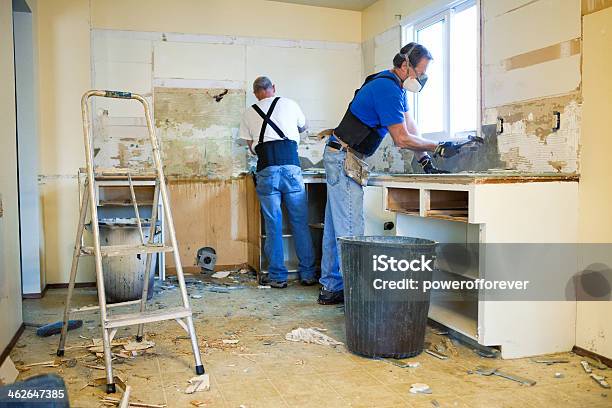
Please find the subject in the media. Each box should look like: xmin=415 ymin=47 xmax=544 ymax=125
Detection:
xmin=364 ymin=186 xmax=396 ymax=236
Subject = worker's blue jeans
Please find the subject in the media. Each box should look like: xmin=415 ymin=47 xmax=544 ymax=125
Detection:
xmin=256 ymin=165 xmax=316 ymax=282
xmin=320 ymin=146 xmax=364 ymax=292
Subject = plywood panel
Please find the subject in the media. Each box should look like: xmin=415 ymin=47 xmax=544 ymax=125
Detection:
xmin=166 ymin=177 xmax=250 ymax=269
xmin=154 ymin=41 xmax=246 ymax=81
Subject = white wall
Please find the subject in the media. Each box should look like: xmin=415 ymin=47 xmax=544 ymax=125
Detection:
xmin=576 ymin=5 xmax=612 ymax=360
xmin=0 ymin=0 xmax=24 ymax=356
xmin=92 ymin=30 xmax=362 ymax=131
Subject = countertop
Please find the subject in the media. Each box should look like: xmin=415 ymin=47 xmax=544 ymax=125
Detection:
xmin=301 ymin=169 xmax=579 ymax=185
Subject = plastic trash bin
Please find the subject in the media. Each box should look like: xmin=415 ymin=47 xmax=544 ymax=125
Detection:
xmin=339 ymin=236 xmax=436 ymax=358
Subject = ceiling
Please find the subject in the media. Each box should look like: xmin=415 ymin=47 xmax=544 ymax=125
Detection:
xmin=269 ymin=0 xmax=378 ymax=11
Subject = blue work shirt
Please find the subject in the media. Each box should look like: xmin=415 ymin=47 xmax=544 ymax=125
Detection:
xmin=349 ymin=70 xmax=409 ymax=155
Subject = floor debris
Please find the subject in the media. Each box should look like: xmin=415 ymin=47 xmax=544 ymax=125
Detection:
xmin=532 ymin=358 xmax=569 ymax=365
xmin=409 ymin=383 xmax=432 ymax=394
xmin=185 ymin=374 xmax=210 ymax=394
xmin=100 ymin=396 xmax=166 ymax=408
xmin=119 ymin=385 xmax=131 ymax=408
xmin=190 ymin=400 xmax=207 ymax=407
xmin=425 ymin=349 xmax=448 ymax=360
xmin=377 ymin=357 xmax=420 ymax=368
xmin=474 ymin=348 xmax=499 ymax=358
xmin=222 ymin=339 xmax=239 ymax=345
xmin=123 ymin=340 xmax=155 ymax=352
xmin=475 ymin=366 xmax=536 ymax=386
xmin=590 ymin=373 xmax=611 ymax=389
xmin=554 ymin=372 xmax=564 ymax=378
xmin=285 ymin=327 xmax=343 ymax=347
xmin=211 ymin=271 xmax=231 ymax=279
xmin=581 ymin=360 xmax=593 ymax=374
xmin=0 ymin=356 xmax=18 ymax=384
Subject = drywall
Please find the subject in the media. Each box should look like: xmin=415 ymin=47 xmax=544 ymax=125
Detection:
xmin=0 ymin=0 xmax=23 ymax=358
xmin=576 ymin=6 xmax=612 ymax=359
xmin=90 ymin=0 xmax=361 ymax=43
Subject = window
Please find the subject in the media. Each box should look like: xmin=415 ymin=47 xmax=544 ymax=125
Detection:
xmin=402 ymin=0 xmax=478 ymax=140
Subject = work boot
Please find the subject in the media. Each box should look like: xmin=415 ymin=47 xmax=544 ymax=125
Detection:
xmin=259 ymin=274 xmax=287 ymax=289
xmin=318 ymin=288 xmax=344 ymax=305
xmin=300 ymin=277 xmax=318 ymax=286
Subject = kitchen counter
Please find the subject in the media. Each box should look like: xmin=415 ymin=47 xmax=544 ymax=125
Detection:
xmin=301 ymin=169 xmax=579 ymax=185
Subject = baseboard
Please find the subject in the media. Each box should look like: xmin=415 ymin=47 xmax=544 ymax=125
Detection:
xmin=572 ymin=346 xmax=612 ymax=368
xmin=0 ymin=323 xmax=25 ymax=367
xmin=22 ymin=285 xmax=49 ymax=299
xmin=45 ymin=282 xmax=97 ymax=289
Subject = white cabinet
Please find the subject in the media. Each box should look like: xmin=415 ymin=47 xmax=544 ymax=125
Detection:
xmin=372 ymin=174 xmax=579 ymax=358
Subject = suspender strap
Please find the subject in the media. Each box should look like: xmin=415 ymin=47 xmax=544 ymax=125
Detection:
xmin=252 ymin=97 xmax=287 ymax=144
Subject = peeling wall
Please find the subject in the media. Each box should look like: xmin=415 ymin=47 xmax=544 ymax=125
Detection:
xmin=482 ymin=93 xmax=582 ymax=173
xmin=154 ymin=88 xmax=247 ymax=179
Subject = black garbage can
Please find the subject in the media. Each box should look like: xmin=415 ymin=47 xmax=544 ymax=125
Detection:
xmin=339 ymin=236 xmax=436 ymax=358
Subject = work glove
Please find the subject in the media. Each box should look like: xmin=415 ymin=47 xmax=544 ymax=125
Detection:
xmin=434 ymin=141 xmax=463 ymax=158
xmin=418 ymin=154 xmax=449 ymax=174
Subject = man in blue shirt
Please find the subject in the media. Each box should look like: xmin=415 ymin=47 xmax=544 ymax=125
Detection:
xmin=318 ymin=42 xmax=463 ymax=304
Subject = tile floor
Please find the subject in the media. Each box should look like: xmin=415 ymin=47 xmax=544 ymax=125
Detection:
xmin=11 ymin=273 xmax=610 ymax=407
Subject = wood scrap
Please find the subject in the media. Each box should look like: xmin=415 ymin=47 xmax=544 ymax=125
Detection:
xmin=185 ymin=374 xmax=210 ymax=394
xmin=119 ymin=385 xmax=132 ymax=408
xmin=590 ymin=374 xmax=611 ymax=389
xmin=84 ymin=364 xmax=106 ymax=370
xmin=190 ymin=401 xmax=207 ymax=407
xmin=100 ymin=396 xmax=166 ymax=408
xmin=17 ymin=359 xmax=60 ymax=369
xmin=123 ymin=340 xmax=155 ymax=352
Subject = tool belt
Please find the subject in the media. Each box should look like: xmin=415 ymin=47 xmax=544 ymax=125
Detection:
xmin=255 ymin=139 xmax=300 ymax=172
xmin=252 ymin=96 xmax=300 ymax=172
xmin=333 ymin=74 xmax=400 ymax=157
xmin=327 ymin=139 xmax=370 ymax=187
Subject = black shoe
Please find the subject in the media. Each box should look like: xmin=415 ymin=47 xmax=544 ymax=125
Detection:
xmin=259 ymin=275 xmax=287 ymax=289
xmin=300 ymin=277 xmax=318 ymax=286
xmin=318 ymin=288 xmax=344 ymax=305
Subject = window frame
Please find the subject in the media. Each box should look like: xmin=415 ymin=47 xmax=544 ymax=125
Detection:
xmin=401 ymin=0 xmax=479 ymax=141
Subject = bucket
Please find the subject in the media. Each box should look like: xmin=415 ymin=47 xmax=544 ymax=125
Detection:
xmin=339 ymin=236 xmax=436 ymax=358
xmin=98 ymin=221 xmax=159 ymax=303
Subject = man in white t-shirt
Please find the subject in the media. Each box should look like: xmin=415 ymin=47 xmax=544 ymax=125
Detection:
xmin=240 ymin=76 xmax=316 ymax=289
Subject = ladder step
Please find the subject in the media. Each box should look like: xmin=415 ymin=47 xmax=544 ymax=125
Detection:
xmin=80 ymin=244 xmax=174 ymax=257
xmin=105 ymin=307 xmax=192 ymax=329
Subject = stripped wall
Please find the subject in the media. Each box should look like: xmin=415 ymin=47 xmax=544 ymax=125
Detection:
xmin=90 ymin=29 xmax=363 ymax=270
xmin=479 ymin=0 xmax=583 ymax=173
xmin=361 ymin=0 xmax=583 ymax=174
xmin=35 ymin=0 xmax=363 ymax=283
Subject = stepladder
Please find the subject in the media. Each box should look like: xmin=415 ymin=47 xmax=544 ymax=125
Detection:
xmin=56 ymin=90 xmax=205 ymax=393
